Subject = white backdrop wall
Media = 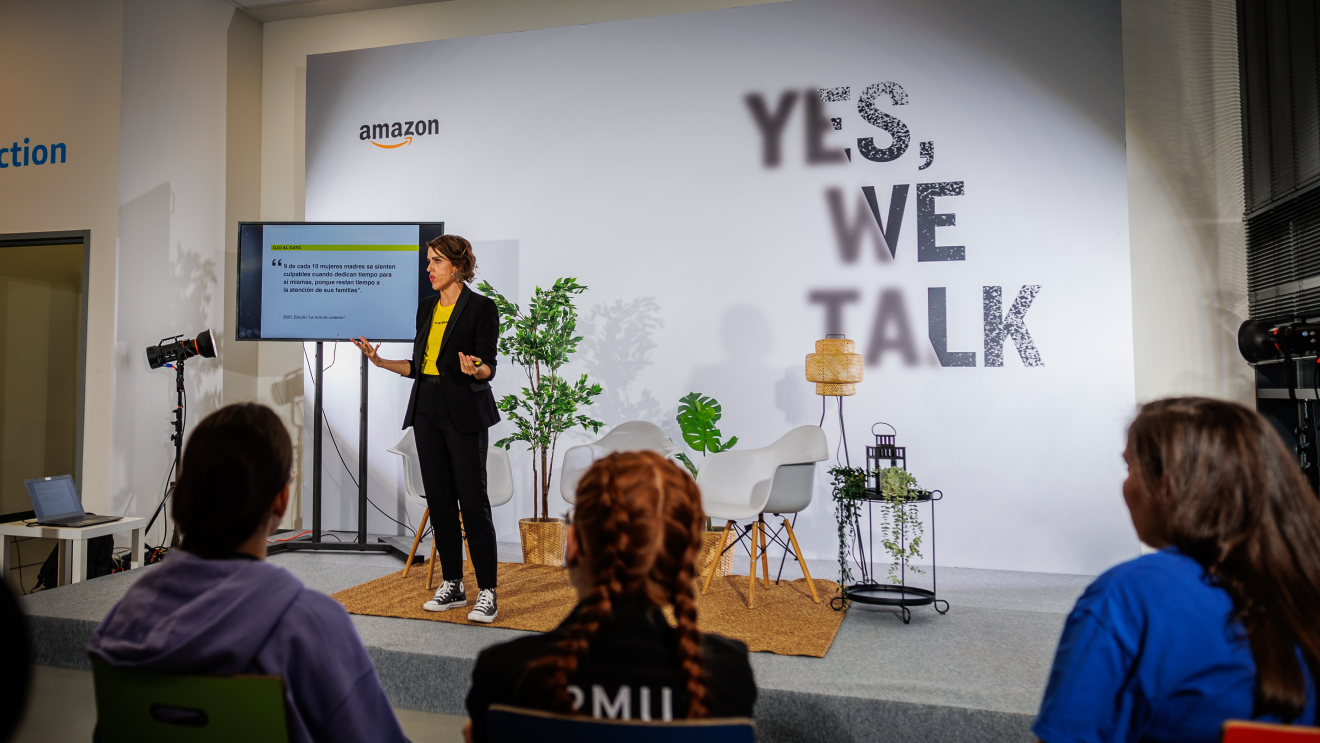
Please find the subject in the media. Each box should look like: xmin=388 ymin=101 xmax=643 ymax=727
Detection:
xmin=112 ymin=0 xmax=248 ymax=545
xmin=302 ymin=0 xmax=1136 ymax=575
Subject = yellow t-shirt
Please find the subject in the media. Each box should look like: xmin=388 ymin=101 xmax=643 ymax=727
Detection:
xmin=421 ymin=301 xmax=456 ymax=375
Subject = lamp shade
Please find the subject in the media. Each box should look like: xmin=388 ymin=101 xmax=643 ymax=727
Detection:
xmin=805 ymin=337 xmax=863 ymax=396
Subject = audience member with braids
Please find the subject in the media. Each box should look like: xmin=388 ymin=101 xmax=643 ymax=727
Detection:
xmin=1035 ymin=397 xmax=1320 ymax=743
xmin=464 ymin=451 xmax=756 ymax=742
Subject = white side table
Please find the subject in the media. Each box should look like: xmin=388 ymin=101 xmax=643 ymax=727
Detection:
xmin=0 ymin=517 xmax=146 ymax=587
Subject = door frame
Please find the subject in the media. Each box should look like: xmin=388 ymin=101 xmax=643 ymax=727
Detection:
xmin=0 ymin=230 xmax=91 ymax=508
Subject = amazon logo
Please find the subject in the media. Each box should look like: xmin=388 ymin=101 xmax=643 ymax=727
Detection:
xmin=358 ymin=119 xmax=438 ymax=149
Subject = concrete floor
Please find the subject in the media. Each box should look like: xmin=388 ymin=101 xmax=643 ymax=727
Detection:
xmin=11 ymin=665 xmax=468 ymax=743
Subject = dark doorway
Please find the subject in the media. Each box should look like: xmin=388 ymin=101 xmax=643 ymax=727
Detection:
xmin=0 ymin=230 xmax=89 ymax=592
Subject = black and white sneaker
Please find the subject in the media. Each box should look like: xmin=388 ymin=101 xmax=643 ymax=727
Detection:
xmin=423 ymin=579 xmax=466 ymax=612
xmin=468 ymin=588 xmax=497 ymax=623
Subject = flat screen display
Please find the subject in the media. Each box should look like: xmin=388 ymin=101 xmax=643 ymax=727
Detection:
xmin=24 ymin=475 xmax=82 ymax=521
xmin=236 ymin=222 xmax=443 ymax=341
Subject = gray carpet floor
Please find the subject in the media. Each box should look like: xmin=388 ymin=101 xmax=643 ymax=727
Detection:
xmin=17 ymin=534 xmax=1094 ymax=743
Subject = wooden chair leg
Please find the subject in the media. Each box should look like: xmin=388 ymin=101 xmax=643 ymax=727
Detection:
xmin=701 ymin=521 xmax=733 ymax=595
xmin=758 ymin=514 xmax=771 ymax=589
xmin=784 ymin=518 xmax=820 ymax=603
xmin=426 ymin=540 xmax=437 ymax=591
xmin=748 ymin=521 xmax=759 ymax=609
xmin=402 ymin=507 xmax=429 ymax=578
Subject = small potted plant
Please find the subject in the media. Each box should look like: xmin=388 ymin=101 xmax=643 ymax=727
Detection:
xmin=830 ymin=464 xmax=926 ymax=593
xmin=874 ymin=466 xmax=925 ymax=584
xmin=479 ymin=278 xmax=603 ymax=565
xmin=674 ymin=392 xmax=737 ymax=578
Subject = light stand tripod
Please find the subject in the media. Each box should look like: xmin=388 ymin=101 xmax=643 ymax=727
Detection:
xmin=1279 ymin=353 xmax=1320 ymax=496
xmin=139 ymin=329 xmax=217 ymax=550
xmin=143 ymin=357 xmax=187 ymax=546
xmin=1237 ymin=319 xmax=1320 ymax=497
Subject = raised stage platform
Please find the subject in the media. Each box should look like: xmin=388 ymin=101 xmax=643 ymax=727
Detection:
xmin=18 ymin=536 xmax=1092 ymax=743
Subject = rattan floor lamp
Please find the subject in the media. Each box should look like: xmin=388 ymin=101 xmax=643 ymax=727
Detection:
xmin=805 ymin=334 xmax=863 ymax=464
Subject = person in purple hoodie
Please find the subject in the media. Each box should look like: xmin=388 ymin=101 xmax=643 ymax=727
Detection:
xmin=88 ymin=403 xmax=408 ymax=743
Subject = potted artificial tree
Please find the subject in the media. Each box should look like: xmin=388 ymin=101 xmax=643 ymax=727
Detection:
xmin=478 ymin=278 xmax=603 ymax=566
xmin=674 ymin=392 xmax=738 ymax=578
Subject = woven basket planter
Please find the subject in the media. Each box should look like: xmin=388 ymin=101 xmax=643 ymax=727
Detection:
xmin=519 ymin=518 xmax=566 ymax=566
xmin=697 ymin=529 xmax=734 ymax=578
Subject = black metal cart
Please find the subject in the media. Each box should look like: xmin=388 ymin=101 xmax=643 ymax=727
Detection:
xmin=830 ymin=424 xmax=950 ymax=624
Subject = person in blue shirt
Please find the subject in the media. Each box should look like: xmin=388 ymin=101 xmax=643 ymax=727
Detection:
xmin=89 ymin=403 xmax=408 ymax=743
xmin=1035 ymin=397 xmax=1320 ymax=743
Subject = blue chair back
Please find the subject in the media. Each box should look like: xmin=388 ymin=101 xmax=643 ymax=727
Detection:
xmin=487 ymin=704 xmax=757 ymax=743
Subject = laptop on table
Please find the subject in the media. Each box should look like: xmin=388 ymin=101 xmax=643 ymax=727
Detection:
xmin=24 ymin=475 xmax=121 ymax=528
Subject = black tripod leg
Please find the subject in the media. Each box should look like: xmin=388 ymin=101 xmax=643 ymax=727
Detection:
xmin=774 ymin=514 xmax=797 ymax=584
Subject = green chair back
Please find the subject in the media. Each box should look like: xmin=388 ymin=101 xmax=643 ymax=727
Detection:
xmin=90 ymin=656 xmax=289 ymax=743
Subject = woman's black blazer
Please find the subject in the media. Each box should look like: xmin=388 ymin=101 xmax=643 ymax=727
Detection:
xmin=402 ymin=284 xmax=501 ymax=434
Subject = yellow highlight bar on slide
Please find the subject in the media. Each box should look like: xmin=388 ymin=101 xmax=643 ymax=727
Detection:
xmin=270 ymin=244 xmax=416 ymax=251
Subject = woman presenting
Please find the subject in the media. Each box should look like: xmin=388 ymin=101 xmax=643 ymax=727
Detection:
xmin=352 ymin=234 xmax=502 ymax=622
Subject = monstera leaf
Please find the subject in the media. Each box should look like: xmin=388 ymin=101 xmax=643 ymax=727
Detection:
xmin=676 ymin=392 xmax=738 ymax=454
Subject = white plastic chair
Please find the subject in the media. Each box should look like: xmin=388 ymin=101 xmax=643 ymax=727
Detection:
xmin=388 ymin=428 xmax=513 ymax=587
xmin=696 ymin=425 xmax=828 ymax=607
xmin=559 ymin=421 xmax=685 ymax=504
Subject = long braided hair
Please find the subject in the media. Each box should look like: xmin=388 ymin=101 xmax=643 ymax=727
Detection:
xmin=528 ymin=450 xmax=710 ymax=717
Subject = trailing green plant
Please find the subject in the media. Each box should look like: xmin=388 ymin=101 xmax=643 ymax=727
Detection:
xmin=673 ymin=392 xmax=738 ymax=478
xmin=830 ymin=465 xmax=927 ymax=591
xmin=829 ymin=465 xmax=868 ymax=592
xmin=478 ymin=278 xmax=603 ymax=521
xmin=876 ymin=466 xmax=925 ymax=583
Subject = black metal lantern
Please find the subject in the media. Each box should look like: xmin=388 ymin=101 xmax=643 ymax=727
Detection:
xmin=865 ymin=423 xmax=906 ymax=492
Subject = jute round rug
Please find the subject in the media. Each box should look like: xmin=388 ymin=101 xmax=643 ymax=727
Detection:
xmin=331 ymin=560 xmax=846 ymax=657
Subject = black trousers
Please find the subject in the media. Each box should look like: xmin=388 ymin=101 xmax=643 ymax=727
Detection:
xmin=412 ymin=381 xmax=498 ymax=589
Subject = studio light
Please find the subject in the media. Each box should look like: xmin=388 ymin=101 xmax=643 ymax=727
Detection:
xmin=1237 ymin=319 xmax=1320 ymax=364
xmin=142 ymin=329 xmax=218 ymax=547
xmin=145 ymin=330 xmax=217 ymax=370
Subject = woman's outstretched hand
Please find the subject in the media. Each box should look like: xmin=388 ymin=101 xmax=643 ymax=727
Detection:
xmin=351 ymin=337 xmax=380 ymax=365
xmin=351 ymin=337 xmax=411 ymax=377
xmin=458 ymin=352 xmax=492 ymax=380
